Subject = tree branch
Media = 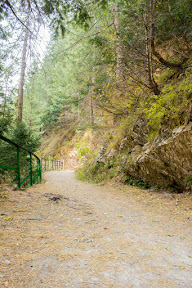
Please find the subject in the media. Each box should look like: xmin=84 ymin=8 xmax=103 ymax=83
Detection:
xmin=5 ymin=0 xmax=33 ymax=34
xmin=150 ymin=0 xmax=188 ymax=70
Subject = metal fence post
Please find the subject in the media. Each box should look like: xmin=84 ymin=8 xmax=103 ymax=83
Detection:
xmin=0 ymin=135 xmax=41 ymax=189
xmin=17 ymin=146 xmax=21 ymax=189
xmin=30 ymin=152 xmax=32 ymax=186
xmin=36 ymin=158 xmax=39 ymax=183
xmin=39 ymin=159 xmax=41 ymax=183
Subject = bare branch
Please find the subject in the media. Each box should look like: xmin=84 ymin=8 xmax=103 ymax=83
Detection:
xmin=5 ymin=0 xmax=33 ymax=34
xmin=65 ymin=23 xmax=113 ymax=51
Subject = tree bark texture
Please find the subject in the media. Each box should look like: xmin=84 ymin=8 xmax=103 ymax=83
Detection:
xmin=3 ymin=79 xmax=8 ymax=117
xmin=143 ymin=2 xmax=160 ymax=95
xmin=17 ymin=5 xmax=30 ymax=123
xmin=90 ymin=75 xmax=95 ymax=125
xmin=113 ymin=3 xmax=125 ymax=90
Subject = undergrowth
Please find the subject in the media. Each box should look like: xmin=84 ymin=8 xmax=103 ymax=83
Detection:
xmin=144 ymin=69 xmax=192 ymax=130
xmin=76 ymin=157 xmax=119 ymax=184
xmin=122 ymin=174 xmax=150 ymax=189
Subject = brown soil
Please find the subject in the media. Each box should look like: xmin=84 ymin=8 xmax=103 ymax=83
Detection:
xmin=0 ymin=171 xmax=192 ymax=288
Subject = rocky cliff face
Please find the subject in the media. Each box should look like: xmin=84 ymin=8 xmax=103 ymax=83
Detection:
xmin=124 ymin=123 xmax=192 ymax=191
xmin=96 ymin=122 xmax=192 ymax=192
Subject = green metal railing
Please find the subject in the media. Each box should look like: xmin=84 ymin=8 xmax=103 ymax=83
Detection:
xmin=41 ymin=158 xmax=64 ymax=171
xmin=0 ymin=135 xmax=41 ymax=189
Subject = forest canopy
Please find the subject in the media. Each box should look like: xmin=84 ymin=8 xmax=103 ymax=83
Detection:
xmin=0 ymin=0 xmax=191 ymax=138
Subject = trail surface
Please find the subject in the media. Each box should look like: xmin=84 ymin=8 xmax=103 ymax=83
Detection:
xmin=0 ymin=171 xmax=192 ymax=288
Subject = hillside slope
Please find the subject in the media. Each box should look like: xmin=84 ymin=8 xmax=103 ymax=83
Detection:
xmin=39 ymin=66 xmax=192 ymax=192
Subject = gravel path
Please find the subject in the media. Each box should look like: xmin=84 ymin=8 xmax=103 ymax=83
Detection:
xmin=0 ymin=170 xmax=192 ymax=288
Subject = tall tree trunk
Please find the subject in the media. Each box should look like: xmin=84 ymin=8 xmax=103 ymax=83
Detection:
xmin=3 ymin=79 xmax=8 ymax=117
xmin=90 ymin=95 xmax=94 ymax=125
xmin=113 ymin=3 xmax=125 ymax=89
xmin=17 ymin=5 xmax=30 ymax=123
xmin=90 ymin=75 xmax=95 ymax=125
xmin=143 ymin=4 xmax=160 ymax=95
xmin=77 ymin=91 xmax=80 ymax=121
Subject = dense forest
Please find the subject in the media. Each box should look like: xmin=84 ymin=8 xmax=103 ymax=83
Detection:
xmin=0 ymin=0 xmax=192 ymax=191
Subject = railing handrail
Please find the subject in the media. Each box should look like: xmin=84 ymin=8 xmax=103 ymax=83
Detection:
xmin=0 ymin=134 xmax=41 ymax=188
xmin=0 ymin=135 xmax=40 ymax=160
xmin=41 ymin=158 xmax=64 ymax=171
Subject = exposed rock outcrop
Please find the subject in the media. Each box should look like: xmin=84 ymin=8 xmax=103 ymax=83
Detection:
xmin=124 ymin=123 xmax=192 ymax=191
xmin=119 ymin=116 xmax=149 ymax=153
xmin=95 ymin=121 xmax=192 ymax=191
xmin=96 ymin=140 xmax=108 ymax=164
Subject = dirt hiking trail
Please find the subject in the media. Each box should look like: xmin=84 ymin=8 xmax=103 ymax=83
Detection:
xmin=0 ymin=170 xmax=192 ymax=288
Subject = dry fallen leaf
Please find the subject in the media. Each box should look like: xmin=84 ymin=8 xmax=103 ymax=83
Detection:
xmin=3 ymin=217 xmax=13 ymax=221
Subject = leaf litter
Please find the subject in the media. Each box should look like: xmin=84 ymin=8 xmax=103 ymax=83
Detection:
xmin=0 ymin=171 xmax=192 ymax=288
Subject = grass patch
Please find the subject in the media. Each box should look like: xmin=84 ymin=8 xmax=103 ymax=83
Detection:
xmin=76 ymin=156 xmax=119 ymax=184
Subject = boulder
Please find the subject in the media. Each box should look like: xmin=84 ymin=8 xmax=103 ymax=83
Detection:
xmin=96 ymin=141 xmax=108 ymax=164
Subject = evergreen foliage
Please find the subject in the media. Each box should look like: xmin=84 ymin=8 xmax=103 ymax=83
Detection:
xmin=0 ymin=120 xmax=40 ymax=185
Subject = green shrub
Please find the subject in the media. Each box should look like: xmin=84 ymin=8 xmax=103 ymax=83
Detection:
xmin=123 ymin=174 xmax=150 ymax=189
xmin=74 ymin=137 xmax=90 ymax=160
xmin=144 ymin=72 xmax=192 ymax=129
xmin=76 ymin=153 xmax=118 ymax=184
